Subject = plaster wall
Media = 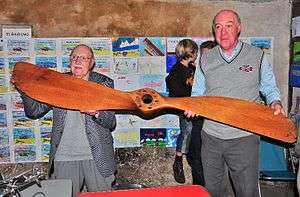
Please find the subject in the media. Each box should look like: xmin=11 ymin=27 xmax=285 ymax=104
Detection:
xmin=0 ymin=0 xmax=291 ymax=107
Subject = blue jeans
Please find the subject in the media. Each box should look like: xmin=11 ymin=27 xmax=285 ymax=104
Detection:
xmin=186 ymin=118 xmax=205 ymax=185
xmin=176 ymin=115 xmax=192 ymax=154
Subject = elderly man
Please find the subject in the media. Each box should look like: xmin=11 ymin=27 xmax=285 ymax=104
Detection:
xmin=186 ymin=10 xmax=284 ymax=197
xmin=17 ymin=44 xmax=116 ymax=197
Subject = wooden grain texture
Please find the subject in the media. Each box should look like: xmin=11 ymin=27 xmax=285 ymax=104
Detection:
xmin=12 ymin=62 xmax=136 ymax=111
xmin=12 ymin=62 xmax=297 ymax=143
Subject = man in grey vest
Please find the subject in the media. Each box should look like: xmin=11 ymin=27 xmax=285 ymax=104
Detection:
xmin=185 ymin=10 xmax=285 ymax=197
xmin=16 ymin=44 xmax=117 ymax=197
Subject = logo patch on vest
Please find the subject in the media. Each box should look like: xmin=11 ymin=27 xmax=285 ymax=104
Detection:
xmin=239 ymin=64 xmax=253 ymax=72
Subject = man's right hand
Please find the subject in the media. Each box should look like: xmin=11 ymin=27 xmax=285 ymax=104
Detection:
xmin=184 ymin=110 xmax=198 ymax=118
xmin=10 ymin=77 xmax=15 ymax=85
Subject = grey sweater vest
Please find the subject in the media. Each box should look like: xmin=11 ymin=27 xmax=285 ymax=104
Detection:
xmin=201 ymin=43 xmax=263 ymax=139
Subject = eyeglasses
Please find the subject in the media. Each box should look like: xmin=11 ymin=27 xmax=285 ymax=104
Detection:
xmin=70 ymin=55 xmax=91 ymax=62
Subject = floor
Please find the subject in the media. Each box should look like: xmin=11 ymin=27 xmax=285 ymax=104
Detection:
xmin=225 ymin=180 xmax=298 ymax=197
xmin=260 ymin=181 xmax=297 ymax=197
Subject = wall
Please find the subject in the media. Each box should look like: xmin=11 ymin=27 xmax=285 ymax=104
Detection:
xmin=0 ymin=0 xmax=292 ymax=188
xmin=0 ymin=0 xmax=291 ymax=107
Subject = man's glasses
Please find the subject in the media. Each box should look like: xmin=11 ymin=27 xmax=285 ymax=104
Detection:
xmin=70 ymin=55 xmax=91 ymax=62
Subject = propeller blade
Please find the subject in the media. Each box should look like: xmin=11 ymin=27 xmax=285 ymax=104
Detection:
xmin=12 ymin=62 xmax=137 ymax=111
xmin=12 ymin=62 xmax=297 ymax=143
xmin=164 ymin=97 xmax=297 ymax=143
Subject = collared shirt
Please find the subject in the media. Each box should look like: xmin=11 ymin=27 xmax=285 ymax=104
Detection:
xmin=192 ymin=41 xmax=281 ymax=105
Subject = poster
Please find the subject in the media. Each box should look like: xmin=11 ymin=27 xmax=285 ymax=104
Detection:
xmin=112 ymin=37 xmax=139 ymax=57
xmin=113 ymin=129 xmax=140 ymax=148
xmin=294 ymin=41 xmax=300 ymax=64
xmin=139 ymin=37 xmax=166 ymax=56
xmin=33 ymin=39 xmax=57 ymax=56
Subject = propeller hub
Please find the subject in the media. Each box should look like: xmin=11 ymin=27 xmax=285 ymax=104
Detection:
xmin=142 ymin=94 xmax=153 ymax=104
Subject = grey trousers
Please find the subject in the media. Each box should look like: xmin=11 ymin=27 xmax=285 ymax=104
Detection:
xmin=201 ymin=132 xmax=260 ymax=197
xmin=53 ymin=160 xmax=115 ymax=197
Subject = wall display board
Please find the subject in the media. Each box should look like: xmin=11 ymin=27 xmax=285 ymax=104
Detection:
xmin=0 ymin=36 xmax=274 ymax=163
xmin=290 ymin=39 xmax=300 ymax=87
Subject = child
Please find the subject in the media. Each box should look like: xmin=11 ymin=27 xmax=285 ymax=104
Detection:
xmin=187 ymin=40 xmax=217 ymax=186
xmin=165 ymin=39 xmax=198 ymax=183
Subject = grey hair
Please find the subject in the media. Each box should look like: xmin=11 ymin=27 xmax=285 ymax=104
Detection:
xmin=70 ymin=44 xmax=95 ymax=59
xmin=212 ymin=9 xmax=241 ymax=28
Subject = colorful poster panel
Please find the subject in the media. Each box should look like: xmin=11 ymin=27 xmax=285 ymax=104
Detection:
xmin=0 ymin=39 xmax=6 ymax=57
xmin=138 ymin=56 xmax=166 ymax=75
xmin=139 ymin=74 xmax=166 ymax=93
xmin=12 ymin=110 xmax=33 ymax=127
xmin=166 ymin=53 xmax=177 ymax=73
xmin=0 ymin=112 xmax=7 ymax=128
xmin=166 ymin=37 xmax=191 ymax=53
xmin=40 ymin=127 xmax=52 ymax=144
xmin=139 ymin=37 xmax=166 ymax=56
xmin=249 ymin=37 xmax=272 ymax=54
xmin=113 ymin=129 xmax=140 ymax=148
xmin=112 ymin=37 xmax=139 ymax=57
xmin=6 ymin=39 xmax=31 ymax=56
xmin=11 ymin=93 xmax=24 ymax=111
xmin=60 ymin=38 xmax=82 ymax=56
xmin=0 ymin=146 xmax=10 ymax=163
xmin=33 ymin=39 xmax=57 ymax=56
xmin=192 ymin=37 xmax=214 ymax=47
xmin=39 ymin=111 xmax=53 ymax=127
xmin=14 ymin=144 xmax=36 ymax=162
xmin=61 ymin=56 xmax=71 ymax=73
xmin=166 ymin=128 xmax=180 ymax=148
xmin=114 ymin=74 xmax=139 ymax=91
xmin=140 ymin=128 xmax=167 ymax=147
xmin=35 ymin=56 xmax=57 ymax=70
xmin=41 ymin=144 xmax=50 ymax=162
xmin=0 ymin=94 xmax=8 ymax=111
xmin=0 ymin=58 xmax=6 ymax=74
xmin=115 ymin=114 xmax=142 ymax=129
xmin=94 ymin=56 xmax=113 ymax=75
xmin=84 ymin=38 xmax=112 ymax=56
xmin=8 ymin=56 xmax=31 ymax=73
xmin=290 ymin=64 xmax=300 ymax=87
xmin=142 ymin=114 xmax=179 ymax=128
xmin=0 ymin=129 xmax=9 ymax=146
xmin=13 ymin=127 xmax=35 ymax=145
xmin=294 ymin=41 xmax=300 ymax=64
xmin=113 ymin=57 xmax=138 ymax=75
xmin=0 ymin=75 xmax=10 ymax=93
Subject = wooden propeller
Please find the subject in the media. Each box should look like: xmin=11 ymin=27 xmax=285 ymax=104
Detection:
xmin=12 ymin=62 xmax=297 ymax=143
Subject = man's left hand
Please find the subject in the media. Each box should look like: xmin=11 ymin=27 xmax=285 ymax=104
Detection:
xmin=80 ymin=110 xmax=99 ymax=117
xmin=270 ymin=101 xmax=285 ymax=116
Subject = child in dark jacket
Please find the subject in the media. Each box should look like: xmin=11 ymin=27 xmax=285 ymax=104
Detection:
xmin=165 ymin=39 xmax=198 ymax=183
xmin=187 ymin=40 xmax=217 ymax=186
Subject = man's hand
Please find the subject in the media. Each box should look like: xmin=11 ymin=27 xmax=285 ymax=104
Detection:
xmin=184 ymin=110 xmax=198 ymax=118
xmin=10 ymin=77 xmax=16 ymax=85
xmin=80 ymin=110 xmax=99 ymax=117
xmin=270 ymin=100 xmax=285 ymax=116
